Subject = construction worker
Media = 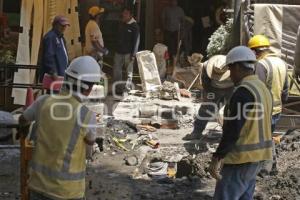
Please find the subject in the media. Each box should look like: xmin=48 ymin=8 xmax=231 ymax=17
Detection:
xmin=208 ymin=46 xmax=273 ymax=199
xmin=183 ymin=55 xmax=234 ymax=140
xmin=19 ymin=56 xmax=101 ymax=200
xmin=248 ymin=35 xmax=289 ymax=175
xmin=162 ymin=0 xmax=185 ymax=61
xmin=248 ymin=34 xmax=289 ymax=132
xmin=84 ymin=6 xmax=109 ymax=64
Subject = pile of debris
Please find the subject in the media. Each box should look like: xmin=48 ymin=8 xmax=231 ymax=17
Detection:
xmin=255 ymin=129 xmax=300 ymax=200
xmin=94 ymin=118 xmax=161 ymax=156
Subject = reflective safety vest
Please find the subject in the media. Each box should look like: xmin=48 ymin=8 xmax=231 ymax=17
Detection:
xmin=257 ymin=53 xmax=287 ymax=115
xmin=224 ymin=75 xmax=273 ymax=164
xmin=29 ymin=94 xmax=92 ymax=199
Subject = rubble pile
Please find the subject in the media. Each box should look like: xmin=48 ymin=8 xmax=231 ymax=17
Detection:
xmin=277 ymin=130 xmax=300 ymax=152
xmin=255 ymin=168 xmax=300 ymax=200
xmin=255 ymin=129 xmax=300 ymax=200
xmin=159 ymin=81 xmax=180 ymax=100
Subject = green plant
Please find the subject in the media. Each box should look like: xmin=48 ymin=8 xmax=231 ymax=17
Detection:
xmin=207 ymin=18 xmax=234 ymax=58
xmin=0 ymin=49 xmax=15 ymax=64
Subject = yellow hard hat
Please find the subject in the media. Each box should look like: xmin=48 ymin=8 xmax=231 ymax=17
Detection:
xmin=88 ymin=6 xmax=105 ymax=17
xmin=248 ymin=35 xmax=270 ymax=49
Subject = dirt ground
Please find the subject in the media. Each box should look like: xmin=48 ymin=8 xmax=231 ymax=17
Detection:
xmin=83 ymin=130 xmax=300 ymax=200
xmin=0 ymin=127 xmax=300 ymax=200
xmin=82 ymin=94 xmax=300 ymax=200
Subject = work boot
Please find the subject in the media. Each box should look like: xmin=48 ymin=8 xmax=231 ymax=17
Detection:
xmin=270 ymin=162 xmax=279 ymax=176
xmin=182 ymin=132 xmax=203 ymax=140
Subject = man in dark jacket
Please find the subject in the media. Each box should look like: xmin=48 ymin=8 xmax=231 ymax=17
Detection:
xmin=40 ymin=15 xmax=69 ymax=93
xmin=113 ymin=7 xmax=140 ymax=94
xmin=208 ymin=46 xmax=273 ymax=199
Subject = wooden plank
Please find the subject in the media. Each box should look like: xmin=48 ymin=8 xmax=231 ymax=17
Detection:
xmin=13 ymin=0 xmax=34 ymax=105
xmin=64 ymin=0 xmax=75 ymax=59
xmin=29 ymin=0 xmax=44 ymax=84
xmin=70 ymin=0 xmax=82 ymax=58
xmin=31 ymin=0 xmax=43 ymax=65
xmin=0 ymin=0 xmax=3 ymax=14
xmin=43 ymin=0 xmax=56 ymax=35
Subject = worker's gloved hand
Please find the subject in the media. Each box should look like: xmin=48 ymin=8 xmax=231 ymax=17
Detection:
xmin=130 ymin=54 xmax=135 ymax=61
xmin=208 ymin=156 xmax=223 ymax=180
xmin=102 ymin=47 xmax=109 ymax=56
xmin=50 ymin=73 xmax=58 ymax=81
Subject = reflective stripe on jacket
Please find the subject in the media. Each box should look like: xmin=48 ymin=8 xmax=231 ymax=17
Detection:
xmin=29 ymin=94 xmax=92 ymax=199
xmin=258 ymin=54 xmax=287 ymax=115
xmin=224 ymin=75 xmax=273 ymax=164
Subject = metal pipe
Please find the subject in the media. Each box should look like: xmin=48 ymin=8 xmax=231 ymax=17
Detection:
xmin=0 ymin=145 xmax=20 ymax=149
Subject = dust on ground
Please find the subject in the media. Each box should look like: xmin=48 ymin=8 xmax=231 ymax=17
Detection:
xmin=1 ymin=128 xmax=300 ymax=200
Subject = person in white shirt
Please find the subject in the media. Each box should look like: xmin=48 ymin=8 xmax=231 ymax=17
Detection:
xmin=84 ymin=6 xmax=109 ymax=64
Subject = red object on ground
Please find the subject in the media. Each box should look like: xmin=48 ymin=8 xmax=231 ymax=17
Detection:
xmin=25 ymin=88 xmax=34 ymax=109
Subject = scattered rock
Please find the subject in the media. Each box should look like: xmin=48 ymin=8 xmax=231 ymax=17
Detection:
xmin=269 ymin=195 xmax=281 ymax=200
xmin=124 ymin=155 xmax=138 ymax=166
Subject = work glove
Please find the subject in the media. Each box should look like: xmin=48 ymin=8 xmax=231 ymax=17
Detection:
xmin=208 ymin=156 xmax=223 ymax=181
xmin=101 ymin=47 xmax=109 ymax=56
xmin=100 ymin=47 xmax=109 ymax=56
xmin=125 ymin=77 xmax=133 ymax=91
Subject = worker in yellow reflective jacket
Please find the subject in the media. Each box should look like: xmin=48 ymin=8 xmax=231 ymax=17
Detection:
xmin=208 ymin=46 xmax=273 ymax=199
xmin=248 ymin=34 xmax=289 ymax=132
xmin=19 ymin=56 xmax=101 ymax=200
xmin=248 ymin=35 xmax=289 ymax=175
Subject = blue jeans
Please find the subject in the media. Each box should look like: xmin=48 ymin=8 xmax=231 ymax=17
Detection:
xmin=214 ymin=162 xmax=263 ymax=200
xmin=30 ymin=190 xmax=84 ymax=200
xmin=271 ymin=113 xmax=281 ymax=133
xmin=113 ymin=53 xmax=134 ymax=93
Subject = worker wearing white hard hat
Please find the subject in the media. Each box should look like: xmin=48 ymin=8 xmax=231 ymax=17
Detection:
xmin=208 ymin=46 xmax=273 ymax=199
xmin=19 ymin=56 xmax=101 ymax=199
xmin=183 ymin=55 xmax=234 ymax=140
xmin=84 ymin=6 xmax=108 ymax=63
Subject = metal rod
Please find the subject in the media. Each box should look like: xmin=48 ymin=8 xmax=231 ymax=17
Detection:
xmin=187 ymin=73 xmax=200 ymax=91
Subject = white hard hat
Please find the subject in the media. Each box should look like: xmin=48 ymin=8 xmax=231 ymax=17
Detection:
xmin=226 ymin=46 xmax=256 ymax=66
xmin=65 ymin=56 xmax=101 ymax=89
xmin=206 ymin=55 xmax=230 ymax=81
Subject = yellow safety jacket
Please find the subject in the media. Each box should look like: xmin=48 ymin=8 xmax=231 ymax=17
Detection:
xmin=258 ymin=53 xmax=287 ymax=115
xmin=29 ymin=94 xmax=92 ymax=199
xmin=224 ymin=75 xmax=273 ymax=164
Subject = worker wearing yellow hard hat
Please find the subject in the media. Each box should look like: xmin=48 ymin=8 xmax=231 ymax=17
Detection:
xmin=84 ymin=6 xmax=108 ymax=64
xmin=248 ymin=34 xmax=288 ymax=128
xmin=88 ymin=6 xmax=105 ymax=17
xmin=248 ymin=34 xmax=289 ymax=175
xmin=248 ymin=34 xmax=270 ymax=49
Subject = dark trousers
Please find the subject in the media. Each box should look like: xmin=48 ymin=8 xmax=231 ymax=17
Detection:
xmin=164 ymin=30 xmax=178 ymax=57
xmin=193 ymin=88 xmax=232 ymax=134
